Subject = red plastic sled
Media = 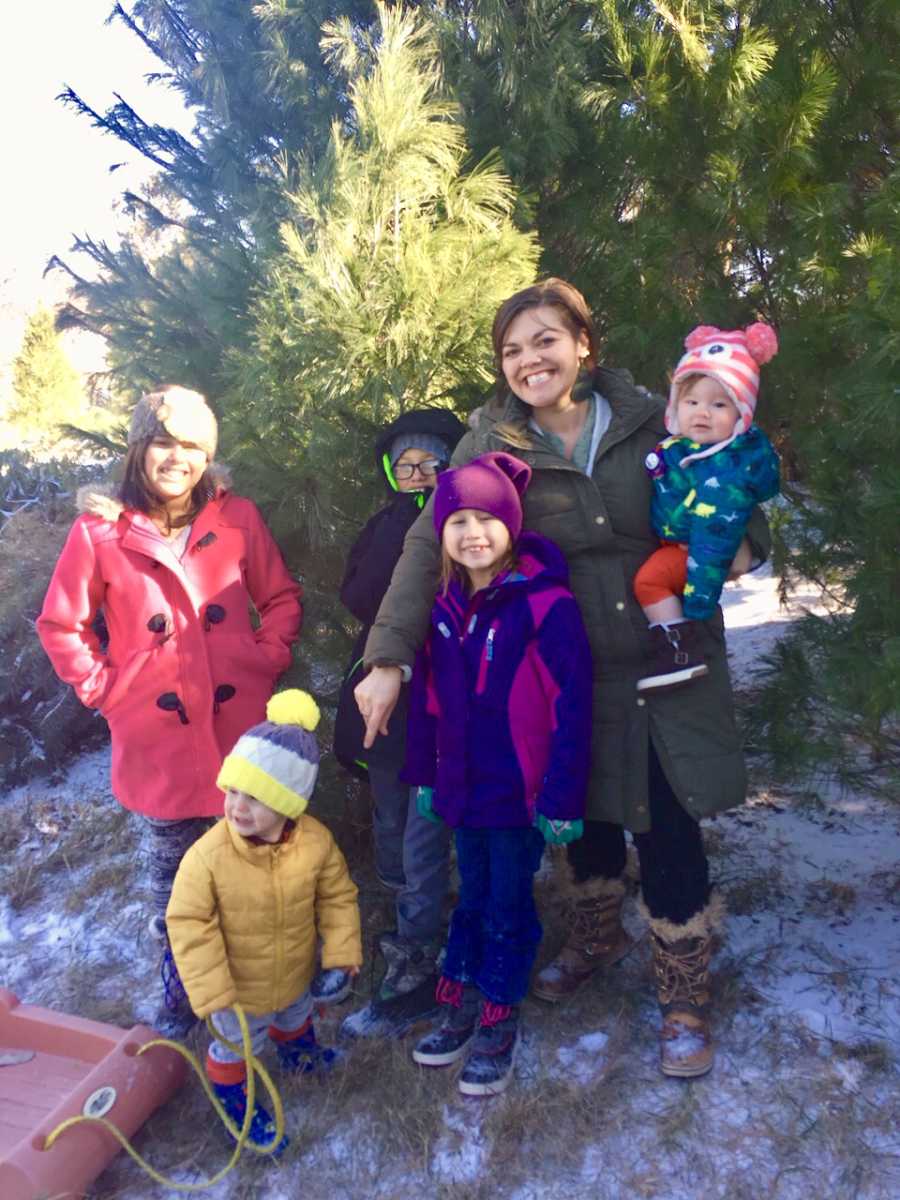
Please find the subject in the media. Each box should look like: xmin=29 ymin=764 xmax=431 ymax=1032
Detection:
xmin=0 ymin=987 xmax=187 ymax=1200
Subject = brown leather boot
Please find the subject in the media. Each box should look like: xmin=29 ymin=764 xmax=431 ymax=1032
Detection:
xmin=533 ymin=871 xmax=633 ymax=1003
xmin=644 ymin=894 xmax=725 ymax=1078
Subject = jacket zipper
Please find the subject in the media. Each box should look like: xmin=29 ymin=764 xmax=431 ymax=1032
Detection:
xmin=272 ymin=848 xmax=284 ymax=1001
xmin=475 ymin=623 xmax=499 ymax=695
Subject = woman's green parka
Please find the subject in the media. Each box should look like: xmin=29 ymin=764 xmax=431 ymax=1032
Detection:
xmin=363 ymin=368 xmax=768 ymax=833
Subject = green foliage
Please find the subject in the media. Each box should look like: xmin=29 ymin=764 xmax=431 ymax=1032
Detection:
xmin=0 ymin=452 xmax=108 ymax=786
xmin=50 ymin=0 xmax=900 ymax=773
xmin=50 ymin=0 xmax=376 ymax=398
xmin=228 ymin=3 xmax=539 ymax=550
xmin=6 ymin=308 xmax=87 ymax=449
xmin=433 ymin=0 xmax=900 ymax=768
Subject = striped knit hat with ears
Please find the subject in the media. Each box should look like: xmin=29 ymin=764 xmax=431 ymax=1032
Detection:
xmin=217 ymin=690 xmax=321 ymax=819
xmin=667 ymin=323 xmax=778 ymax=464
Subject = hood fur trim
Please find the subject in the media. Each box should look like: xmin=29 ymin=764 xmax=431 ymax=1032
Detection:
xmin=77 ymin=461 xmax=233 ymax=520
xmin=638 ymin=889 xmax=726 ymax=944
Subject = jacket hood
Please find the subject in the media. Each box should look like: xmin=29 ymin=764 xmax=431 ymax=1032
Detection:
xmin=374 ymin=408 xmax=466 ymax=495
xmin=514 ymin=530 xmax=571 ymax=588
xmin=77 ymin=461 xmax=233 ymax=521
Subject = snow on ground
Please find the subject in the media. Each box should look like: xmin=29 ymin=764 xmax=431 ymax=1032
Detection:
xmin=2 ymin=565 xmax=899 ymax=1199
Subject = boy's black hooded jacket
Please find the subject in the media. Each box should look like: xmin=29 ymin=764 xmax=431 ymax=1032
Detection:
xmin=333 ymin=409 xmax=465 ymax=777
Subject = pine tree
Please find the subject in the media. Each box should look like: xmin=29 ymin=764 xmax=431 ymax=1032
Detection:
xmin=48 ymin=0 xmax=376 ymax=397
xmin=431 ymin=1 xmax=900 ymax=769
xmin=229 ymin=2 xmax=539 ymax=550
xmin=6 ymin=308 xmax=86 ymax=449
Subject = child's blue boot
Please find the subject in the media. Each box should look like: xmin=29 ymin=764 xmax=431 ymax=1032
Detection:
xmin=209 ymin=1070 xmax=289 ymax=1157
xmin=272 ymin=1019 xmax=341 ymax=1075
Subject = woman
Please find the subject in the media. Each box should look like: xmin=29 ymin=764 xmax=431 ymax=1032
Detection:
xmin=37 ymin=385 xmax=302 ymax=1033
xmin=355 ymin=280 xmax=767 ymax=1078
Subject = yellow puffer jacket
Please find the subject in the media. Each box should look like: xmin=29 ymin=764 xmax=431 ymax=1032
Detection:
xmin=166 ymin=815 xmax=362 ymax=1018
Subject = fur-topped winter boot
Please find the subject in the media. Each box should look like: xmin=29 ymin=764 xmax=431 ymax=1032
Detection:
xmin=532 ymin=863 xmax=633 ymax=1002
xmin=642 ymin=892 xmax=725 ymax=1078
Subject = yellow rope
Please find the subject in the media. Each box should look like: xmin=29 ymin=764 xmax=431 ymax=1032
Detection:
xmin=42 ymin=1003 xmax=286 ymax=1192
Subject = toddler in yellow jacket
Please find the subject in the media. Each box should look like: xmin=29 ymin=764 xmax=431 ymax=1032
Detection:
xmin=166 ymin=690 xmax=362 ymax=1154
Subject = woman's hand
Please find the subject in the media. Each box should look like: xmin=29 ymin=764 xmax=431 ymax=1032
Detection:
xmin=354 ymin=665 xmax=403 ymax=749
xmin=727 ymin=537 xmax=753 ymax=580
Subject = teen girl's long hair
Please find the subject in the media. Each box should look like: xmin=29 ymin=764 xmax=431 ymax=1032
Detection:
xmin=490 ymin=278 xmax=599 ymax=450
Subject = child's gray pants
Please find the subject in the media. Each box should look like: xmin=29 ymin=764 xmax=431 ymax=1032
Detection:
xmin=369 ymin=764 xmax=450 ymax=944
xmin=208 ymin=991 xmax=314 ymax=1064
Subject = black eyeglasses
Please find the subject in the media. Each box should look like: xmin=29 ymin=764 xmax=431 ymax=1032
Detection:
xmin=393 ymin=459 xmax=443 ymax=481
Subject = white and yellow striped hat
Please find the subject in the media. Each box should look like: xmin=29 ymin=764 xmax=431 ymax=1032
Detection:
xmin=217 ymin=690 xmax=321 ymax=819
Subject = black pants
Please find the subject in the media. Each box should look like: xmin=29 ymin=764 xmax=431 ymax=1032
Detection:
xmin=567 ymin=745 xmax=710 ymax=925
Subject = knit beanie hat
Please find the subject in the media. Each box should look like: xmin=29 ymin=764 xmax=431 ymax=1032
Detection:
xmin=216 ymin=690 xmax=321 ymax=819
xmin=389 ymin=431 xmax=452 ymax=467
xmin=667 ymin=323 xmax=778 ymax=463
xmin=433 ymin=451 xmax=532 ymax=541
xmin=128 ymin=386 xmax=218 ymax=459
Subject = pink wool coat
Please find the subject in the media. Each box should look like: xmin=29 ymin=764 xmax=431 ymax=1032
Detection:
xmin=37 ymin=482 xmax=302 ymax=819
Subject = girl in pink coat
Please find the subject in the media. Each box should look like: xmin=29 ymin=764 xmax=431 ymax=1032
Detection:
xmin=37 ymin=386 xmax=303 ymax=1033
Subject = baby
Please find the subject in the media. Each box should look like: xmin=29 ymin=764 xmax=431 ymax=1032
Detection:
xmin=634 ymin=324 xmax=781 ymax=690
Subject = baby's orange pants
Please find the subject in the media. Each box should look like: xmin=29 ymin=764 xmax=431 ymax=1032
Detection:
xmin=633 ymin=543 xmax=688 ymax=608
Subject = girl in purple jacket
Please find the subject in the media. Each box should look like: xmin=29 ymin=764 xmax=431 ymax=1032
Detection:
xmin=407 ymin=451 xmax=592 ymax=1095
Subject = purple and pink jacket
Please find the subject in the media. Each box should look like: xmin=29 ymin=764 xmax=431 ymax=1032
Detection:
xmin=404 ymin=532 xmax=592 ymax=829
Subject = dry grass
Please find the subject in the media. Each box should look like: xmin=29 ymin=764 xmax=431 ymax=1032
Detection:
xmin=3 ymin=762 xmax=900 ymax=1200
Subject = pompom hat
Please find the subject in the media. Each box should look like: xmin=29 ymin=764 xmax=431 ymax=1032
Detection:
xmin=667 ymin=323 xmax=778 ymax=462
xmin=433 ymin=451 xmax=532 ymax=541
xmin=128 ymin=385 xmax=218 ymax=459
xmin=217 ymin=690 xmax=321 ymax=819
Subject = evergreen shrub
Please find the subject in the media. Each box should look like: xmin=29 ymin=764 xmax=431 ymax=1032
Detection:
xmin=0 ymin=451 xmax=109 ymax=786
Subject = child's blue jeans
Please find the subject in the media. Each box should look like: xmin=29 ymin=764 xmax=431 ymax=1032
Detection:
xmin=442 ymin=826 xmax=545 ymax=1005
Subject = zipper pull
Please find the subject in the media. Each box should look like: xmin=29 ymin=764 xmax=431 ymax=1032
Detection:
xmin=437 ymin=621 xmax=452 ymax=639
xmin=486 ymin=627 xmax=496 ymax=661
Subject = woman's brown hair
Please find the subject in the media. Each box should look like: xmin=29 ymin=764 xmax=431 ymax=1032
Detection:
xmin=118 ymin=441 xmax=218 ymax=530
xmin=490 ymin=278 xmax=598 ymax=449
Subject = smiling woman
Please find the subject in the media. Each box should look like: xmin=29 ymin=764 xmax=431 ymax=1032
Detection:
xmin=36 ymin=384 xmax=302 ymax=1036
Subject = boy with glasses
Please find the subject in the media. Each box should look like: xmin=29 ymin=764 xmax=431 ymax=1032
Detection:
xmin=332 ymin=409 xmax=465 ymax=1037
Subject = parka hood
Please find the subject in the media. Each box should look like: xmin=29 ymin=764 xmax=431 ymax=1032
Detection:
xmin=76 ymin=461 xmax=233 ymax=521
xmin=373 ymin=408 xmax=466 ymax=495
xmin=514 ymin=530 xmax=571 ymax=588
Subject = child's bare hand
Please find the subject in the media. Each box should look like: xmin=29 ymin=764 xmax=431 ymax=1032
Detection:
xmin=340 ymin=966 xmax=361 ymax=978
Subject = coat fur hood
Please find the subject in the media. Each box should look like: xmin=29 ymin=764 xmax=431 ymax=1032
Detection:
xmin=76 ymin=461 xmax=233 ymax=522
